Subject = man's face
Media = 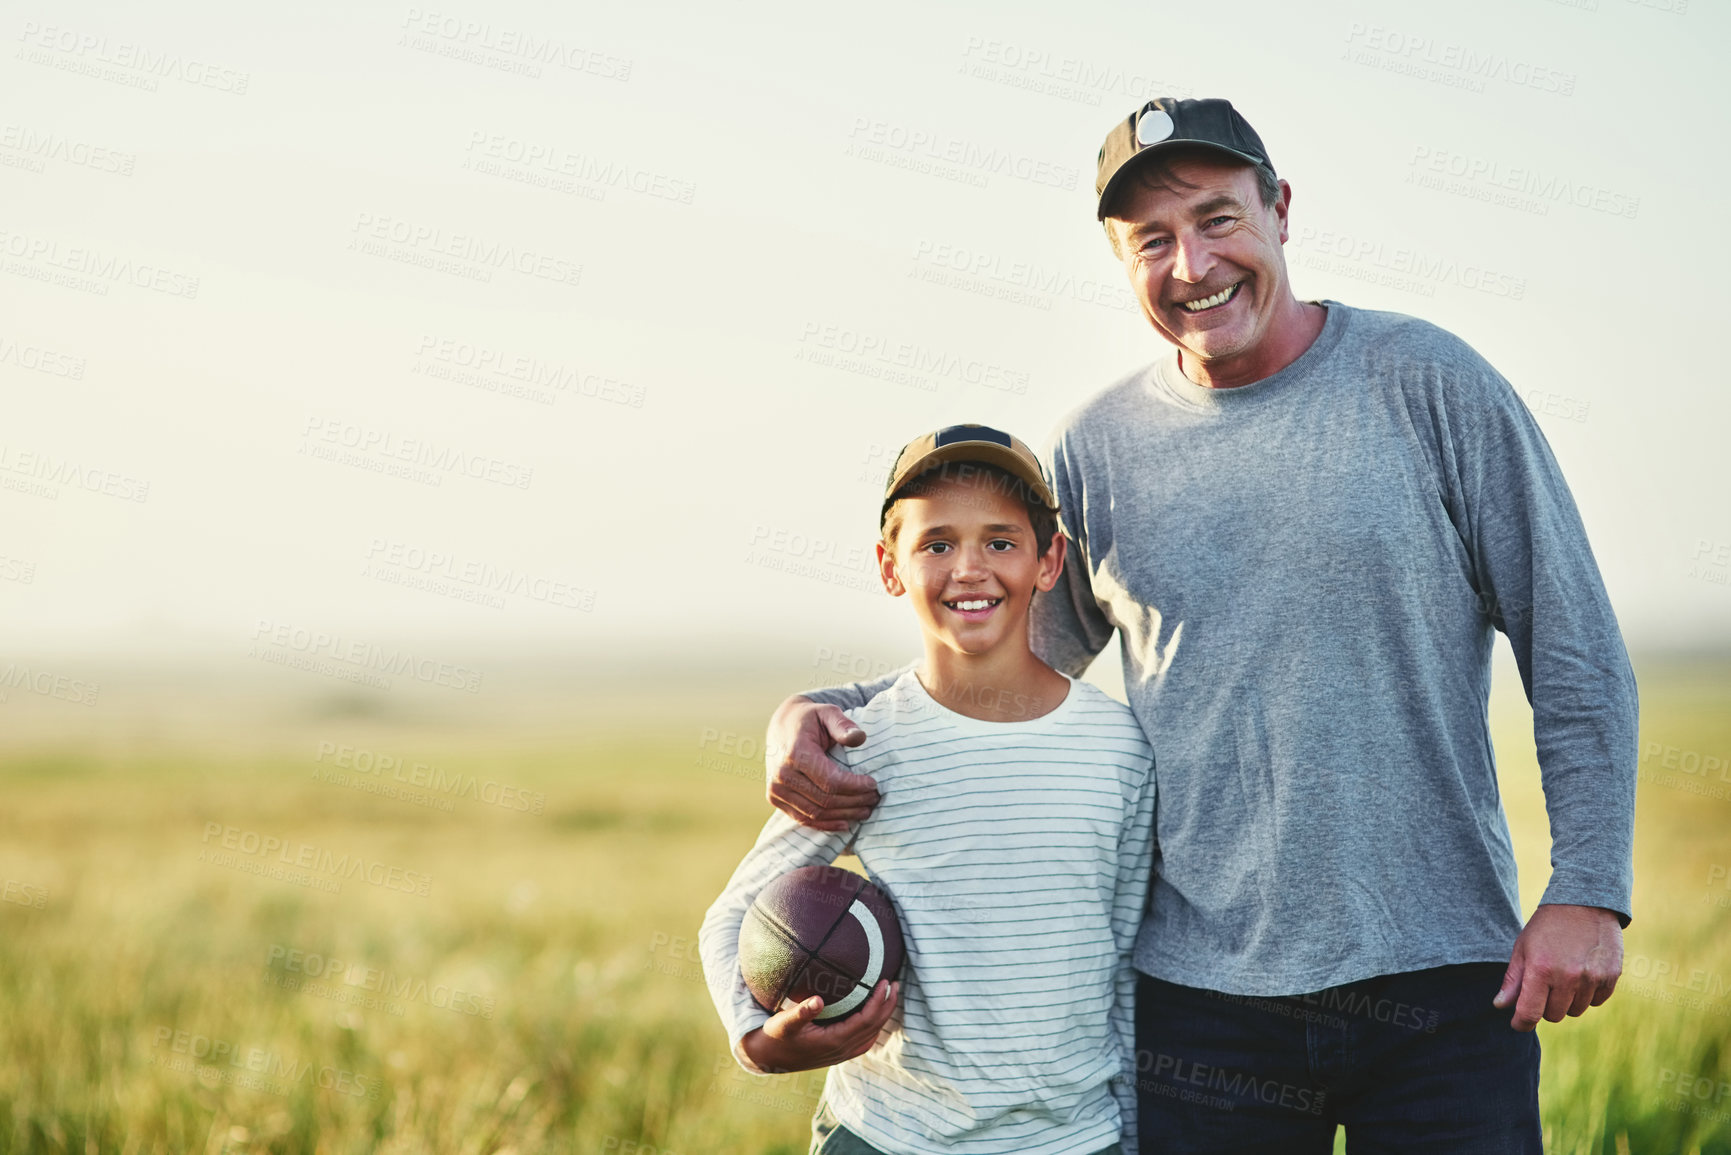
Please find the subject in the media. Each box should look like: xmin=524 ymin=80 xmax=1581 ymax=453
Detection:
xmin=1107 ymin=153 xmax=1295 ymax=376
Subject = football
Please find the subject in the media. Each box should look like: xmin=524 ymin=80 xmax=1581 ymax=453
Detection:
xmin=738 ymin=864 xmax=905 ymax=1021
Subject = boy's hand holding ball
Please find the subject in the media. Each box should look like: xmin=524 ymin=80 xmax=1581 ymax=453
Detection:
xmin=739 ymin=980 xmax=899 ymax=1073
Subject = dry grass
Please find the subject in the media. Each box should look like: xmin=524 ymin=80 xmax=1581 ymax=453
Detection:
xmin=0 ymin=658 xmax=1724 ymax=1153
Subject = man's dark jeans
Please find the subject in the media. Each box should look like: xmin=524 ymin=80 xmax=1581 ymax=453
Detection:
xmin=1133 ymin=962 xmax=1542 ymax=1154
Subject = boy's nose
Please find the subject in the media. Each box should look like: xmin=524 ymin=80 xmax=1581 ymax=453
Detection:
xmin=950 ymin=551 xmax=990 ymax=579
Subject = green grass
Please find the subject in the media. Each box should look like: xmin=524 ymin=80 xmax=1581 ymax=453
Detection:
xmin=0 ymin=661 xmax=1725 ymax=1153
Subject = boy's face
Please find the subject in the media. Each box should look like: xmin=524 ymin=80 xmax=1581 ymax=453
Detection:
xmin=877 ymin=474 xmax=1065 ymax=660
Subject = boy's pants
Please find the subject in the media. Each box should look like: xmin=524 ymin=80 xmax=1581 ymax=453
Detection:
xmin=1133 ymin=961 xmax=1542 ymax=1154
xmin=809 ymin=1095 xmax=1124 ymax=1155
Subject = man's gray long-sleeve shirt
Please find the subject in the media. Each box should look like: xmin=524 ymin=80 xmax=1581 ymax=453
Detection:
xmin=807 ymin=301 xmax=1638 ymax=997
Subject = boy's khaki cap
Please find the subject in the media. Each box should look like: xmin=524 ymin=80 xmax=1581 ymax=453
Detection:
xmin=880 ymin=424 xmax=1060 ymax=528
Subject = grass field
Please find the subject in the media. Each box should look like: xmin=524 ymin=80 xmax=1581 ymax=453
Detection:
xmin=0 ymin=656 xmax=1726 ymax=1154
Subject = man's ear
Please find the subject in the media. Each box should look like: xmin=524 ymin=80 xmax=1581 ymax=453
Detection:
xmin=1274 ymin=178 xmax=1293 ymax=244
xmin=1034 ymin=531 xmax=1066 ymax=593
xmin=876 ymin=541 xmax=906 ymax=597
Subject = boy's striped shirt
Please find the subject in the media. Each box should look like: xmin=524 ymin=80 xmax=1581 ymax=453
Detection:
xmin=700 ymin=668 xmax=1154 ymax=1155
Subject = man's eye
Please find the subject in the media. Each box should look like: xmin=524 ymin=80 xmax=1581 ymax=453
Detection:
xmin=1206 ymin=216 xmax=1234 ymax=229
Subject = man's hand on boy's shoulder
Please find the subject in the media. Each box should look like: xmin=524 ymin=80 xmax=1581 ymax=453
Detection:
xmin=738 ymin=980 xmax=900 ymax=1073
xmin=766 ymin=696 xmax=880 ymax=832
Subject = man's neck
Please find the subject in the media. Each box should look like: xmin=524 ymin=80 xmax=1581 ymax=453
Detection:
xmin=918 ymin=640 xmax=1069 ymax=723
xmin=1179 ymin=298 xmax=1327 ymax=390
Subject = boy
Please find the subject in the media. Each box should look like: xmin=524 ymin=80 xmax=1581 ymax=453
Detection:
xmin=699 ymin=424 xmax=1155 ymax=1155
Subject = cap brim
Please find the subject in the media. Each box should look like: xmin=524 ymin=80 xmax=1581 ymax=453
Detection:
xmin=1096 ymin=141 xmax=1272 ymax=221
xmin=883 ymin=443 xmax=1059 ymax=518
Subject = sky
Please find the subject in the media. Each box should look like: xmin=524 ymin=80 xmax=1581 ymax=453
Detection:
xmin=3 ymin=0 xmax=1727 ymax=685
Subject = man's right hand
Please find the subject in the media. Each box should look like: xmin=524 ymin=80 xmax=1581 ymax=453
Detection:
xmin=738 ymin=981 xmax=899 ymax=1073
xmin=765 ymin=696 xmax=879 ymax=831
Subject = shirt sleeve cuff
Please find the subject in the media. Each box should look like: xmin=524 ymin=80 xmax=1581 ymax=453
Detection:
xmin=729 ymin=1015 xmax=773 ymax=1075
xmin=1537 ymin=881 xmax=1632 ymax=929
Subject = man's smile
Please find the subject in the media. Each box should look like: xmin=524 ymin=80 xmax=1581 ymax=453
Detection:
xmin=1177 ymin=281 xmax=1243 ymax=312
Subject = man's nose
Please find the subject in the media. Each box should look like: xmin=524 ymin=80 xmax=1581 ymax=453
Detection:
xmin=1171 ymin=232 xmax=1214 ymax=284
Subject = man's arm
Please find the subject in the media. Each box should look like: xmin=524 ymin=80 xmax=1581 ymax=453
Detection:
xmin=1032 ymin=428 xmax=1118 ymax=677
xmin=1437 ymin=350 xmax=1638 ymax=1029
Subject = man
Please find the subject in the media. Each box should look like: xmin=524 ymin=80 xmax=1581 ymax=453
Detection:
xmin=762 ymin=98 xmax=1637 ymax=1152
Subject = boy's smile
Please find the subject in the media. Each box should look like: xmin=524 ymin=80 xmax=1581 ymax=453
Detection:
xmin=877 ymin=474 xmax=1063 ymax=662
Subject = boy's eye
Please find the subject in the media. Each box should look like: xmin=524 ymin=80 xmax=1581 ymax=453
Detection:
xmin=925 ymin=542 xmax=951 ymax=555
xmin=987 ymin=539 xmax=1014 ymax=551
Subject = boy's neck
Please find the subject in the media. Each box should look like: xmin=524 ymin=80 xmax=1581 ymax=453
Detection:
xmin=917 ymin=639 xmax=1070 ymax=723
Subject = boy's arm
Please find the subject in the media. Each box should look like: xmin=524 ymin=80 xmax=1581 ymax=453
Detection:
xmin=698 ymin=802 xmax=895 ymax=1074
xmin=1109 ymin=749 xmax=1157 ymax=1153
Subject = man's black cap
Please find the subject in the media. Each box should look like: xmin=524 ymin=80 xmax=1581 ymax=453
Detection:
xmin=1095 ymin=98 xmax=1276 ymax=220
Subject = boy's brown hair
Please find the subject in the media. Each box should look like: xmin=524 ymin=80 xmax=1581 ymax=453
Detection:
xmin=880 ymin=461 xmax=1060 ymax=559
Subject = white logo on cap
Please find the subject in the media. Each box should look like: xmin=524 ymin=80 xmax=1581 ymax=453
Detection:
xmin=1136 ymin=110 xmax=1175 ymax=146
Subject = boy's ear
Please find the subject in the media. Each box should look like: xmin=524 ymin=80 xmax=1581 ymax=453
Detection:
xmin=1034 ymin=531 xmax=1066 ymax=593
xmin=876 ymin=541 xmax=906 ymax=597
